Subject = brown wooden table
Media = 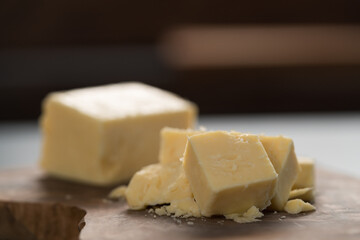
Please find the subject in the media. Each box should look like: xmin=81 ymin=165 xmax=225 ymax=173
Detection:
xmin=0 ymin=167 xmax=359 ymax=240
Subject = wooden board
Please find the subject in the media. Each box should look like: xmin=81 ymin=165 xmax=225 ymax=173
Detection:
xmin=0 ymin=168 xmax=359 ymax=240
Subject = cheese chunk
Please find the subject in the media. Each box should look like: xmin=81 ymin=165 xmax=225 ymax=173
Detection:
xmin=289 ymin=188 xmax=313 ymax=201
xmin=159 ymin=127 xmax=203 ymax=164
xmin=284 ymin=199 xmax=316 ymax=214
xmin=259 ymin=136 xmax=300 ymax=211
xmin=183 ymin=131 xmax=278 ymax=217
xmin=40 ymin=82 xmax=197 ymax=185
xmin=293 ymin=157 xmax=315 ymax=189
xmin=292 ymin=157 xmax=315 ymax=201
xmin=122 ymin=127 xmax=202 ymax=216
xmin=124 ymin=163 xmax=197 ymax=212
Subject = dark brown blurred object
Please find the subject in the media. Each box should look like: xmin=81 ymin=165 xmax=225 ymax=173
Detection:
xmin=159 ymin=25 xmax=360 ymax=114
xmin=0 ymin=201 xmax=86 ymax=240
xmin=0 ymin=0 xmax=359 ymax=47
xmin=161 ymin=25 xmax=360 ymax=68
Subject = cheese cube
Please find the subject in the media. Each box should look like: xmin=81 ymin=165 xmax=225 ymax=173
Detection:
xmin=40 ymin=82 xmax=197 ymax=185
xmin=124 ymin=163 xmax=197 ymax=212
xmin=125 ymin=163 xmax=180 ymax=209
xmin=259 ymin=136 xmax=300 ymax=211
xmin=123 ymin=127 xmax=202 ymax=216
xmin=183 ymin=131 xmax=278 ymax=217
xmin=292 ymin=156 xmax=315 ymax=201
xmin=159 ymin=127 xmax=203 ymax=164
xmin=293 ymin=157 xmax=315 ymax=189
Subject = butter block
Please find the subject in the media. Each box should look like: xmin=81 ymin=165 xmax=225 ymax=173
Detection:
xmin=40 ymin=82 xmax=197 ymax=185
xmin=260 ymin=136 xmax=300 ymax=211
xmin=183 ymin=131 xmax=278 ymax=217
xmin=159 ymin=127 xmax=203 ymax=164
xmin=284 ymin=199 xmax=316 ymax=214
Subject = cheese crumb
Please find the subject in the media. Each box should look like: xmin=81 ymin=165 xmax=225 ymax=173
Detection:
xmin=225 ymin=206 xmax=264 ymax=223
xmin=108 ymin=186 xmax=127 ymax=200
xmin=284 ymin=199 xmax=316 ymax=214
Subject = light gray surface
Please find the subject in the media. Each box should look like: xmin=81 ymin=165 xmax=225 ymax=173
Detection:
xmin=1 ymin=113 xmax=360 ymax=178
xmin=0 ymin=122 xmax=41 ymax=169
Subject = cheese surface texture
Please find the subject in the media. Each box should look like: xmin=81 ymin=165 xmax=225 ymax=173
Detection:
xmin=292 ymin=157 xmax=315 ymax=201
xmin=225 ymin=206 xmax=264 ymax=223
xmin=125 ymin=163 xmax=201 ymax=217
xmin=40 ymin=82 xmax=197 ymax=185
xmin=159 ymin=127 xmax=203 ymax=164
xmin=289 ymin=187 xmax=313 ymax=201
xmin=123 ymin=127 xmax=201 ymax=217
xmin=111 ymin=128 xmax=316 ymax=222
xmin=259 ymin=136 xmax=300 ymax=211
xmin=284 ymin=199 xmax=316 ymax=214
xmin=183 ymin=132 xmax=278 ymax=217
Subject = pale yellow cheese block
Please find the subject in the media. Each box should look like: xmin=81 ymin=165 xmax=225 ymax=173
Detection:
xmin=292 ymin=156 xmax=315 ymax=201
xmin=40 ymin=82 xmax=197 ymax=185
xmin=124 ymin=163 xmax=198 ymax=210
xmin=159 ymin=127 xmax=203 ymax=164
xmin=259 ymin=136 xmax=300 ymax=211
xmin=118 ymin=127 xmax=202 ymax=217
xmin=284 ymin=199 xmax=316 ymax=214
xmin=183 ymin=131 xmax=278 ymax=217
xmin=293 ymin=157 xmax=315 ymax=189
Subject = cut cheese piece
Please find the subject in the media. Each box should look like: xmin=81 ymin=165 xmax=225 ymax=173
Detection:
xmin=159 ymin=127 xmax=203 ymax=164
xmin=284 ymin=199 xmax=316 ymax=214
xmin=124 ymin=163 xmax=198 ymax=213
xmin=40 ymin=82 xmax=197 ymax=185
xmin=293 ymin=156 xmax=315 ymax=187
xmin=289 ymin=188 xmax=313 ymax=202
xmin=292 ymin=157 xmax=315 ymax=201
xmin=259 ymin=135 xmax=300 ymax=211
xmin=183 ymin=131 xmax=278 ymax=217
xmin=123 ymin=127 xmax=201 ymax=216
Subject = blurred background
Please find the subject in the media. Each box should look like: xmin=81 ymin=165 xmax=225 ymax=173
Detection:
xmin=1 ymin=0 xmax=360 ymax=120
xmin=1 ymin=1 xmax=360 ymax=177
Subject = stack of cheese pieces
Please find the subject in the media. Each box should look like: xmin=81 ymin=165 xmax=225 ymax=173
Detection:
xmin=38 ymin=82 xmax=315 ymax=222
xmin=111 ymin=128 xmax=316 ymax=223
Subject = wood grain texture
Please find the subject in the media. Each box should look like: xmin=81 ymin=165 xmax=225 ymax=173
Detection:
xmin=0 ymin=168 xmax=359 ymax=240
xmin=0 ymin=201 xmax=86 ymax=240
